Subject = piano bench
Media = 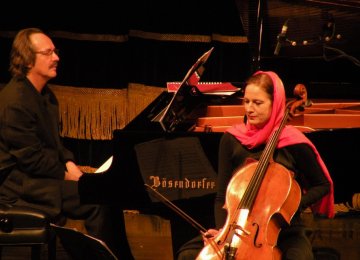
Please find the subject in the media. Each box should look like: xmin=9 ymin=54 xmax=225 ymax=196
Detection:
xmin=0 ymin=204 xmax=56 ymax=260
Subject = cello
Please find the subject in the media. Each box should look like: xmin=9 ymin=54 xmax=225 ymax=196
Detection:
xmin=196 ymin=87 xmax=308 ymax=260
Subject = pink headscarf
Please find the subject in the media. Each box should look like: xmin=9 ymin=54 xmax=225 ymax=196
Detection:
xmin=227 ymin=71 xmax=334 ymax=218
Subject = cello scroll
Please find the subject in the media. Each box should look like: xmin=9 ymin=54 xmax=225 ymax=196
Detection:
xmin=288 ymin=83 xmax=312 ymax=118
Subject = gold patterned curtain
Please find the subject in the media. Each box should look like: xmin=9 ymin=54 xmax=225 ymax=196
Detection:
xmin=51 ymin=84 xmax=165 ymax=140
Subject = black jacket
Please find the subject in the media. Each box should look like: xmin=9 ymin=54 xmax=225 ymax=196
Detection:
xmin=0 ymin=77 xmax=74 ymax=217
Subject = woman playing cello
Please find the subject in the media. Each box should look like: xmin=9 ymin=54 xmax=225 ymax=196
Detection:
xmin=177 ymin=71 xmax=334 ymax=260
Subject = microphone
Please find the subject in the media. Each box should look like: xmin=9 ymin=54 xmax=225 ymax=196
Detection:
xmin=274 ymin=20 xmax=289 ymax=55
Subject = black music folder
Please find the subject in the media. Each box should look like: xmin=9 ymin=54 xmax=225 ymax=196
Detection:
xmin=51 ymin=224 xmax=118 ymax=260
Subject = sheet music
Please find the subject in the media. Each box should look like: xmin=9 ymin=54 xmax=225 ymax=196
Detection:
xmin=95 ymin=156 xmax=113 ymax=173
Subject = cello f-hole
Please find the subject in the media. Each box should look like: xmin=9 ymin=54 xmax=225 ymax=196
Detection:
xmin=252 ymin=223 xmax=262 ymax=248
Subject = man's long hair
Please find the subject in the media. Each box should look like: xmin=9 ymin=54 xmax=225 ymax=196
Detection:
xmin=9 ymin=28 xmax=43 ymax=78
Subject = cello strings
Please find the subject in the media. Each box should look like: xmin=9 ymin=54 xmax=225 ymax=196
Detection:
xmin=246 ymin=106 xmax=292 ymax=207
xmin=232 ymin=106 xmax=292 ymax=229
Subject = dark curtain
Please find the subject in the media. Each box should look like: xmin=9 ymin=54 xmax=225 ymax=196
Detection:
xmin=0 ymin=0 xmax=251 ymax=88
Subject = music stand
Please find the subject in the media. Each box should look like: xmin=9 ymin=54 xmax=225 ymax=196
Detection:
xmin=51 ymin=224 xmax=118 ymax=260
xmin=153 ymin=47 xmax=214 ymax=132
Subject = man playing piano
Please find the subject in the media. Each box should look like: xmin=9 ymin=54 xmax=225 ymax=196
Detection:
xmin=0 ymin=28 xmax=118 ymax=257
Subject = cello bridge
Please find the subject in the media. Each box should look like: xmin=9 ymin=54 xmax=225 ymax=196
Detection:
xmin=232 ymin=223 xmax=250 ymax=236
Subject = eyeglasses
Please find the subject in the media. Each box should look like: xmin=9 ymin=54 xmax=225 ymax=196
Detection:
xmin=34 ymin=48 xmax=59 ymax=56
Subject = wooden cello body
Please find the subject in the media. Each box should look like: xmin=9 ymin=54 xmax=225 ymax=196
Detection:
xmin=196 ymin=161 xmax=301 ymax=259
xmin=196 ymin=97 xmax=306 ymax=260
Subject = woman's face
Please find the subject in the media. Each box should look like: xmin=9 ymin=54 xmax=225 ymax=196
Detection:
xmin=243 ymin=83 xmax=273 ymax=129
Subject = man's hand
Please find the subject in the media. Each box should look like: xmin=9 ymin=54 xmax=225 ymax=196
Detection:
xmin=64 ymin=161 xmax=83 ymax=181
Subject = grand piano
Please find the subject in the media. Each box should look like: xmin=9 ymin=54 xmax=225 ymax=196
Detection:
xmin=77 ymin=1 xmax=360 ymax=258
